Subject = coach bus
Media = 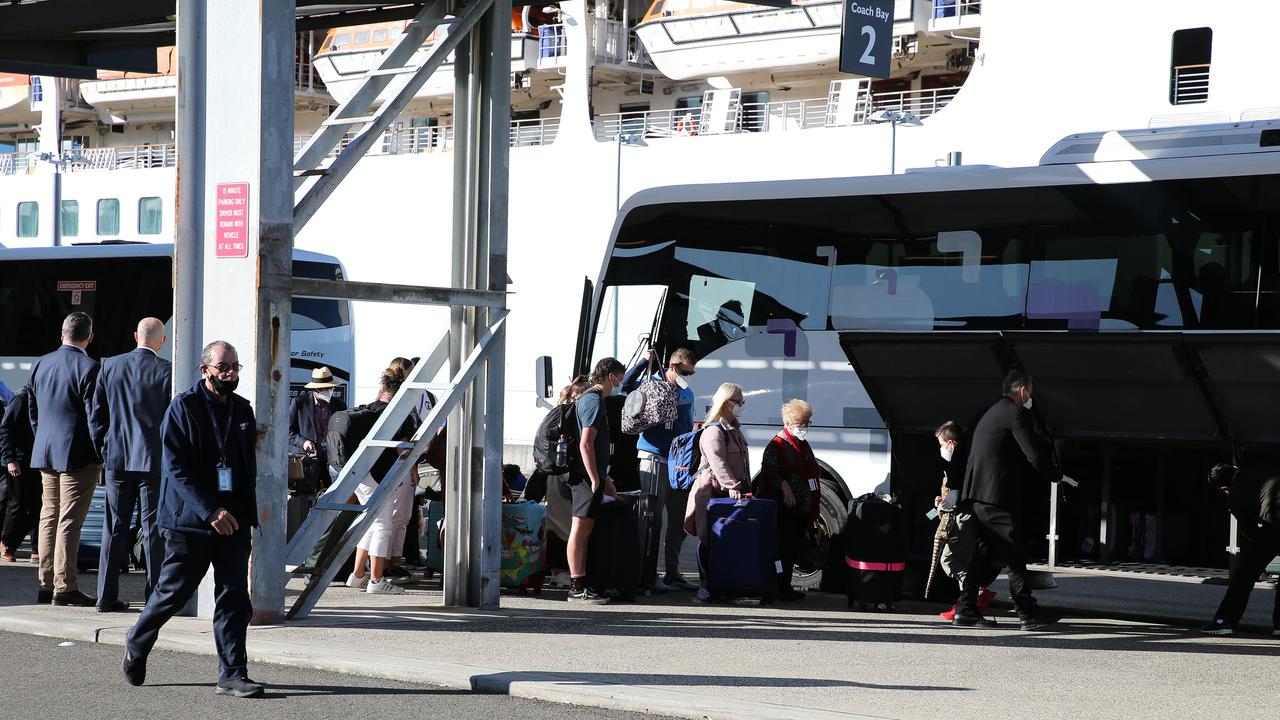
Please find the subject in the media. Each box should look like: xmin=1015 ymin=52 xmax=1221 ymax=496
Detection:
xmin=558 ymin=125 xmax=1280 ymax=588
xmin=0 ymin=242 xmax=354 ymax=401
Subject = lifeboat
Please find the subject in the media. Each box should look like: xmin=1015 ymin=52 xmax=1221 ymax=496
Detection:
xmin=0 ymin=73 xmax=38 ymax=128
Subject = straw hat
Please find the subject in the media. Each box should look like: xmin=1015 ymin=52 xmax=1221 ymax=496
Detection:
xmin=304 ymin=366 xmax=342 ymax=389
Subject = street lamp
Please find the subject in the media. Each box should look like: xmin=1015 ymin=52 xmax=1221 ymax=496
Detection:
xmin=38 ymin=148 xmax=89 ymax=246
xmin=615 ymin=131 xmax=646 ymax=210
xmin=867 ymin=109 xmax=921 ymax=175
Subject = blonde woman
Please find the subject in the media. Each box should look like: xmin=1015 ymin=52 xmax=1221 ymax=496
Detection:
xmin=683 ymin=382 xmax=750 ymax=602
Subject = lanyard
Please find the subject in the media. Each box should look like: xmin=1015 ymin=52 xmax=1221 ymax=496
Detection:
xmin=202 ymin=389 xmax=233 ymax=467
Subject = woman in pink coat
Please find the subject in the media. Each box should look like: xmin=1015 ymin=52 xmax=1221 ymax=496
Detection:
xmin=684 ymin=382 xmax=750 ymax=602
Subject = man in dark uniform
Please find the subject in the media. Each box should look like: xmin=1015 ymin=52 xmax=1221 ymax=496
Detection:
xmin=955 ymin=369 xmax=1076 ymax=630
xmin=89 ymin=317 xmax=172 ymax=611
xmin=1201 ymin=457 xmax=1280 ymax=637
xmin=122 ymin=341 xmax=263 ymax=698
xmin=0 ymin=386 xmax=39 ymax=563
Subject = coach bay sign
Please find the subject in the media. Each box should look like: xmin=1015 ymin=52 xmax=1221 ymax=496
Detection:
xmin=839 ymin=0 xmax=893 ymax=79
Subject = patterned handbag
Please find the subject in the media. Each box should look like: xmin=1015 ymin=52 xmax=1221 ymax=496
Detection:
xmin=621 ymin=371 xmax=679 ymax=435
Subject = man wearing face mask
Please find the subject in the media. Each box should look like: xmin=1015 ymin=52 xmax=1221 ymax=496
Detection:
xmin=954 ymin=369 xmax=1076 ymax=630
xmin=621 ymin=346 xmax=699 ymax=593
xmin=122 ymin=341 xmax=264 ymax=698
xmin=287 ymin=367 xmax=346 ymax=540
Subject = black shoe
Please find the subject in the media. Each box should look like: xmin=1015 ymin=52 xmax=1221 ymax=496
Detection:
xmin=1200 ymin=619 xmax=1234 ymax=636
xmin=52 ymin=590 xmax=96 ymax=607
xmin=953 ymin=613 xmax=998 ymax=628
xmin=122 ymin=650 xmax=147 ymax=687
xmin=778 ymin=589 xmax=806 ymax=602
xmin=383 ymin=566 xmax=414 ymax=586
xmin=97 ymin=600 xmax=130 ymax=613
xmin=215 ymin=677 xmax=265 ymax=698
xmin=1019 ymin=610 xmax=1062 ymax=631
xmin=36 ymin=589 xmax=53 ymax=604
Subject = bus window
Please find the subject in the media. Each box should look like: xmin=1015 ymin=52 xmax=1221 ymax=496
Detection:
xmin=61 ymin=200 xmax=79 ymax=237
xmin=97 ymin=199 xmax=120 ymax=236
xmin=17 ymin=201 xmax=38 ymax=238
xmin=291 ymin=259 xmax=351 ymax=330
xmin=0 ymin=256 xmax=172 ymax=359
xmin=685 ymin=274 xmax=753 ymax=360
xmin=138 ymin=197 xmax=163 ymax=235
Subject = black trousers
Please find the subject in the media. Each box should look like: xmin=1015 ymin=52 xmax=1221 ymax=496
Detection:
xmin=777 ymin=509 xmax=806 ymax=592
xmin=98 ymin=471 xmax=162 ymax=604
xmin=957 ymin=501 xmax=1037 ymax=617
xmin=127 ymin=528 xmax=252 ymax=683
xmin=0 ymin=471 xmax=40 ymax=552
xmin=1214 ymin=524 xmax=1280 ymax=629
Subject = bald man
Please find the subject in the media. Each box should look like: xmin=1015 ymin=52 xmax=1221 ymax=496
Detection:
xmin=89 ymin=317 xmax=172 ymax=611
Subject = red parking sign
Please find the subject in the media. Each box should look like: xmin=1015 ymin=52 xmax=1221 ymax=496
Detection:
xmin=215 ymin=182 xmax=250 ymax=258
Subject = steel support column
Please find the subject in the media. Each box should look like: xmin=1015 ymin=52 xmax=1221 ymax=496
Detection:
xmin=175 ymin=0 xmax=294 ymax=622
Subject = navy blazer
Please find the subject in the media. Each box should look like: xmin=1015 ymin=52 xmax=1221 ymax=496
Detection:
xmin=287 ymin=391 xmax=346 ymax=454
xmin=28 ymin=344 xmax=101 ymax=472
xmin=90 ymin=347 xmax=173 ymax=474
xmin=0 ymin=387 xmax=35 ymax=470
xmin=159 ymin=380 xmax=258 ymax=534
xmin=961 ymin=396 xmax=1061 ymax=511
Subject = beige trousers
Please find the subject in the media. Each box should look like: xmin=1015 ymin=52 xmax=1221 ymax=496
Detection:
xmin=38 ymin=465 xmax=101 ymax=593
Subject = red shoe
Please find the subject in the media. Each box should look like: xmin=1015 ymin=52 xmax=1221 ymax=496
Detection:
xmin=939 ymin=605 xmax=957 ymax=621
xmin=977 ymin=587 xmax=996 ymax=612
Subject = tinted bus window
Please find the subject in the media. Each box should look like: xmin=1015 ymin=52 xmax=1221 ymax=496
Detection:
xmin=292 ymin=259 xmax=350 ymax=330
xmin=0 ymin=257 xmax=173 ymax=359
xmin=98 ymin=199 xmax=120 ymax=236
xmin=138 ymin=197 xmax=163 ymax=235
xmin=61 ymin=200 xmax=79 ymax=237
xmin=17 ymin=202 xmax=38 ymax=238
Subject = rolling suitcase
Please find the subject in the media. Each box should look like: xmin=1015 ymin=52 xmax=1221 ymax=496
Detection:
xmin=586 ymin=492 xmax=643 ymax=601
xmin=500 ymin=501 xmax=547 ymax=594
xmin=422 ymin=498 xmax=446 ymax=578
xmin=637 ymin=489 xmax=662 ymax=590
xmin=843 ymin=494 xmax=905 ymax=611
xmin=705 ymin=497 xmax=778 ymax=602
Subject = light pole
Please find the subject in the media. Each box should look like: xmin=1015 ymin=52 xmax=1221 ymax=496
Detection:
xmin=613 ymin=130 xmax=645 ymax=356
xmin=868 ymin=109 xmax=921 ymax=175
xmin=38 ymin=148 xmax=88 ymax=247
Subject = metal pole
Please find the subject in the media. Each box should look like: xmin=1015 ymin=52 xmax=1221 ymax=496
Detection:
xmin=52 ymin=162 xmax=61 ymax=246
xmin=1047 ymin=480 xmax=1059 ymax=570
xmin=889 ymin=119 xmax=896 ymax=175
xmin=1099 ymin=447 xmax=1112 ymax=564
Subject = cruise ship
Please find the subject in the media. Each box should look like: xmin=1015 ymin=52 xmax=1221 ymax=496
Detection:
xmin=0 ymin=0 xmax=1275 ymax=477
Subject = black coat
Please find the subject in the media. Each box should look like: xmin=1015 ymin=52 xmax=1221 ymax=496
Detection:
xmin=287 ymin=391 xmax=346 ymax=454
xmin=961 ymin=397 xmax=1061 ymax=511
xmin=1229 ymin=457 xmax=1280 ymax=537
xmin=0 ymin=387 xmax=34 ymax=470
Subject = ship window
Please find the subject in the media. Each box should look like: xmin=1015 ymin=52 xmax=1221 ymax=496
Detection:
xmin=16 ymin=202 xmax=38 ymax=238
xmin=372 ymin=28 xmax=389 ymax=42
xmin=138 ymin=197 xmax=163 ymax=235
xmin=61 ymin=200 xmax=79 ymax=237
xmin=97 ymin=199 xmax=120 ymax=236
xmin=332 ymin=33 xmax=351 ymax=49
xmin=741 ymin=91 xmax=769 ymax=132
xmin=354 ymin=31 xmax=370 ymax=45
xmin=1170 ymin=27 xmax=1212 ymax=105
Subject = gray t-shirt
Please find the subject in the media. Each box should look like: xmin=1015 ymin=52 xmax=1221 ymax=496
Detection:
xmin=575 ymin=388 xmax=610 ymax=482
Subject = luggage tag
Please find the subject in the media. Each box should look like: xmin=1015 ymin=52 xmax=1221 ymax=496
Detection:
xmin=775 ymin=560 xmax=784 ymax=573
xmin=217 ymin=466 xmax=233 ymax=493
xmin=807 ymin=478 xmax=818 ymax=492
xmin=925 ymin=508 xmax=939 ymax=520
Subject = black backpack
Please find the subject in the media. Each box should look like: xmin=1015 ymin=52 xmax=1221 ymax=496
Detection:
xmin=326 ymin=402 xmax=385 ymax=475
xmin=531 ymin=390 xmax=598 ymax=475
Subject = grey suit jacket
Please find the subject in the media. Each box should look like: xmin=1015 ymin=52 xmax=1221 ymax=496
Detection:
xmin=28 ymin=344 xmax=100 ymax=472
xmin=90 ymin=347 xmax=173 ymax=474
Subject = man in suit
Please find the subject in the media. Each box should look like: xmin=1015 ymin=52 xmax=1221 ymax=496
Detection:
xmin=89 ymin=317 xmax=172 ymax=611
xmin=954 ymin=369 xmax=1076 ymax=630
xmin=123 ymin=340 xmax=264 ymax=698
xmin=28 ymin=311 xmax=102 ymax=607
xmin=1201 ymin=457 xmax=1280 ymax=637
xmin=286 ymin=366 xmax=345 ymax=538
xmin=0 ymin=387 xmax=40 ymax=563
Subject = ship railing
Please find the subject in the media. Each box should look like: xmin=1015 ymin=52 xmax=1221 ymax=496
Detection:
xmin=1172 ymin=64 xmax=1210 ymax=105
xmin=538 ymin=21 xmax=652 ymax=69
xmin=593 ymin=86 xmax=960 ymax=139
xmin=537 ymin=24 xmax=569 ymax=68
xmin=932 ymin=0 xmax=981 ymax=18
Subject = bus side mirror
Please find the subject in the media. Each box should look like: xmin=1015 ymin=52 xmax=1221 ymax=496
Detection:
xmin=535 ymin=356 xmax=554 ymax=408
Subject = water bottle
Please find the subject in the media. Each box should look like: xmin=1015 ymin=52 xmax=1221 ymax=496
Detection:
xmin=555 ymin=434 xmax=568 ymax=469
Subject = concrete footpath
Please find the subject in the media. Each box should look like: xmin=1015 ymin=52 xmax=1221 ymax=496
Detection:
xmin=1 ymin=560 xmax=1276 ymax=720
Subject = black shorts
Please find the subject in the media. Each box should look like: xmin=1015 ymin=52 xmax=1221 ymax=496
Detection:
xmin=567 ymin=475 xmax=604 ymax=519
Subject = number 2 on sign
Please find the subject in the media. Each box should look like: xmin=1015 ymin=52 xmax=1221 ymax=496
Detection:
xmin=860 ymin=25 xmax=876 ymax=64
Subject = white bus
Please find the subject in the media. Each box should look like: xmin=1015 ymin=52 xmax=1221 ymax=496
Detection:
xmin=0 ymin=242 xmax=354 ymax=400
xmin=564 ymin=139 xmax=1280 ymax=588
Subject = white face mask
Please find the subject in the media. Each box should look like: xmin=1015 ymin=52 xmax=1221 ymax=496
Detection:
xmin=674 ymin=374 xmax=690 ymax=390
xmin=315 ymin=388 xmax=334 ymax=402
xmin=940 ymin=444 xmax=954 ymax=462
xmin=1023 ymin=396 xmax=1033 ymax=410
xmin=792 ymin=427 xmax=809 ymax=441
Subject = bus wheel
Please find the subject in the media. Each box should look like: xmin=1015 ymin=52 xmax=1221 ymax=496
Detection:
xmin=789 ymin=477 xmax=848 ymax=592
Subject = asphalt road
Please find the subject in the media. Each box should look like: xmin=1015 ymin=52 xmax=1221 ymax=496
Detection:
xmin=0 ymin=629 xmax=665 ymax=720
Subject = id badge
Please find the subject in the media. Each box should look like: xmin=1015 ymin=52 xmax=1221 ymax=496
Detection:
xmin=807 ymin=478 xmax=818 ymax=492
xmin=217 ymin=466 xmax=233 ymax=493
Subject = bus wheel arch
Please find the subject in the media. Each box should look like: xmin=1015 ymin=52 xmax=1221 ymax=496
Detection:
xmin=789 ymin=461 xmax=851 ymax=592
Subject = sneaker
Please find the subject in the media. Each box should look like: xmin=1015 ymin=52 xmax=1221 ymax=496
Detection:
xmin=567 ymin=587 xmax=610 ymax=605
xmin=215 ymin=677 xmax=265 ymax=698
xmin=651 ymin=576 xmax=670 ymax=593
xmin=939 ymin=605 xmax=957 ymax=621
xmin=666 ymin=575 xmax=700 ymax=592
xmin=695 ymin=587 xmax=712 ymax=603
xmin=344 ymin=572 xmax=368 ymax=589
xmin=1200 ymin=619 xmax=1234 ymax=636
xmin=953 ymin=613 xmax=997 ymax=628
xmin=977 ymin=587 xmax=997 ymax=612
xmin=366 ymin=578 xmax=405 ymax=595
xmin=383 ymin=566 xmax=414 ymax=586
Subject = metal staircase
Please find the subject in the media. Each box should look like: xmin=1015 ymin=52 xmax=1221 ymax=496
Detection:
xmin=283 ymin=312 xmax=506 ymax=620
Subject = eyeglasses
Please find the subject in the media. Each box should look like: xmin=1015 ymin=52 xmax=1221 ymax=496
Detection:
xmin=205 ymin=362 xmax=243 ymax=374
xmin=670 ymin=365 xmax=695 ymax=377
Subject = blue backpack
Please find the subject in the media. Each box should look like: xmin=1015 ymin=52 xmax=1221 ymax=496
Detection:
xmin=668 ymin=422 xmax=725 ymax=490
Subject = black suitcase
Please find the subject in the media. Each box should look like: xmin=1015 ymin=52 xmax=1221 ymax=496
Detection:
xmin=586 ymin=491 xmax=643 ymax=601
xmin=637 ymin=491 xmax=662 ymax=590
xmin=843 ymin=494 xmax=905 ymax=611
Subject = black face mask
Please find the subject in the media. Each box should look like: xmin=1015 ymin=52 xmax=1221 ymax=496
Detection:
xmin=207 ymin=375 xmax=239 ymax=396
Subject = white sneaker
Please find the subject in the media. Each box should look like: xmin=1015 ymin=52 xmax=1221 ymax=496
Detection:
xmin=367 ymin=578 xmax=405 ymax=595
xmin=345 ymin=572 xmax=368 ymax=589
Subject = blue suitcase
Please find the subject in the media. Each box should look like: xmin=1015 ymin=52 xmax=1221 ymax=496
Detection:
xmin=706 ymin=497 xmax=779 ymax=602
